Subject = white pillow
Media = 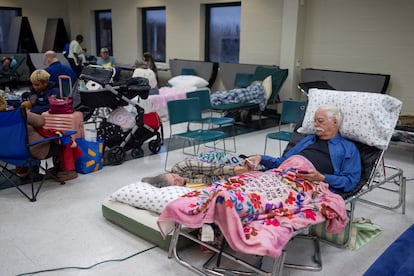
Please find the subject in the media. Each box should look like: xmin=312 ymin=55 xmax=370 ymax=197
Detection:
xmin=168 ymin=75 xmax=209 ymax=88
xmin=109 ymin=182 xmax=192 ymax=214
xmin=298 ymin=89 xmax=402 ymax=150
xmin=262 ymin=75 xmax=272 ymax=100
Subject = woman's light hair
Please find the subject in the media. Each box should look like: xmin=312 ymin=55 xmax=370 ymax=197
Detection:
xmin=30 ymin=69 xmax=50 ymax=83
xmin=317 ymin=104 xmax=342 ymax=127
xmin=141 ymin=173 xmax=170 ymax=188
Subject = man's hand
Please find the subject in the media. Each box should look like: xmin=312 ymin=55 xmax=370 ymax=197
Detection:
xmin=297 ymin=169 xmax=326 ymax=182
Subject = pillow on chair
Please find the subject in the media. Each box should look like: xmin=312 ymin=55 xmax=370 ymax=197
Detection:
xmin=168 ymin=75 xmax=209 ymax=89
xmin=298 ymin=89 xmax=402 ymax=150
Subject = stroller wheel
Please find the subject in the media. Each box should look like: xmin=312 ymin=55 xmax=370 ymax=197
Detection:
xmin=107 ymin=146 xmax=126 ymax=165
xmin=131 ymin=148 xmax=144 ymax=159
xmin=149 ymin=140 xmax=161 ymax=154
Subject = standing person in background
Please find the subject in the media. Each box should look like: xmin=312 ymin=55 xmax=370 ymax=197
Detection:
xmin=68 ymin=34 xmax=86 ymax=77
xmin=44 ymin=50 xmax=77 ymax=86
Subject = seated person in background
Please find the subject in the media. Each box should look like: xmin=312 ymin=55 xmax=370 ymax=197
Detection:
xmin=97 ymin=47 xmax=120 ymax=81
xmin=0 ymin=96 xmax=77 ymax=181
xmin=142 ymin=160 xmax=248 ymax=188
xmin=0 ymin=56 xmax=17 ymax=77
xmin=143 ymin=52 xmax=158 ymax=76
xmin=44 ymin=50 xmax=77 ymax=86
xmin=132 ymin=60 xmax=158 ymax=92
xmin=22 ymin=69 xmax=60 ymax=114
xmin=244 ymin=105 xmax=361 ymax=194
xmin=97 ymin=47 xmax=116 ymax=68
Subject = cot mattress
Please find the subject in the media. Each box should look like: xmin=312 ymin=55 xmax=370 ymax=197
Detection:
xmin=102 ymin=198 xmax=192 ymax=250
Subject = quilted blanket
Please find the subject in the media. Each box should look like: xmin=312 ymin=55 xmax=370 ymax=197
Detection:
xmin=210 ymin=81 xmax=267 ymax=111
xmin=158 ymin=155 xmax=348 ymax=258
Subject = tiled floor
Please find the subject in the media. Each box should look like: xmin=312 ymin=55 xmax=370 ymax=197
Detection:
xmin=0 ymin=120 xmax=413 ymax=276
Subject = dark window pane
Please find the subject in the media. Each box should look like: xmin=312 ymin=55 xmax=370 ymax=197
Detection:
xmin=0 ymin=8 xmax=22 ymax=53
xmin=143 ymin=8 xmax=166 ymax=62
xmin=206 ymin=4 xmax=240 ymax=63
xmin=95 ymin=10 xmax=113 ymax=55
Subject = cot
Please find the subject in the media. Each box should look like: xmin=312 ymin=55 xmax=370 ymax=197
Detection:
xmin=101 ymin=89 xmax=405 ymax=276
xmin=159 ymin=89 xmax=405 ymax=275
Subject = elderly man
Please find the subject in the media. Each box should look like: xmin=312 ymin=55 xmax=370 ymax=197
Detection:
xmin=44 ymin=50 xmax=77 ymax=85
xmin=244 ymin=105 xmax=361 ymax=193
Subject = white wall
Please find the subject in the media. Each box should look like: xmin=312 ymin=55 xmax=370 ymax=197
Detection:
xmin=0 ymin=0 xmax=412 ymax=114
xmin=302 ymin=0 xmax=414 ymax=114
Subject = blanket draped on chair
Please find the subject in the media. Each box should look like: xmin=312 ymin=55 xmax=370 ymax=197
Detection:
xmin=210 ymin=81 xmax=267 ymax=111
xmin=158 ymin=155 xmax=348 ymax=258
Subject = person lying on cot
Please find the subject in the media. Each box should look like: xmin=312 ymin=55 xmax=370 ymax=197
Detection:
xmin=244 ymin=104 xmax=362 ymax=194
xmin=141 ymin=160 xmax=248 ymax=188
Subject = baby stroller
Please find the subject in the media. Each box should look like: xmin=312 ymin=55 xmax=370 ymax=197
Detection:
xmin=74 ymin=66 xmax=163 ymax=165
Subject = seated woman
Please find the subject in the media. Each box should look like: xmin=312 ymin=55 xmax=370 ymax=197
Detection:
xmin=0 ymin=56 xmax=17 ymax=77
xmin=0 ymin=95 xmax=78 ymax=181
xmin=22 ymin=69 xmax=60 ymax=115
xmin=244 ymin=105 xmax=361 ymax=194
xmin=142 ymin=160 xmax=248 ymax=188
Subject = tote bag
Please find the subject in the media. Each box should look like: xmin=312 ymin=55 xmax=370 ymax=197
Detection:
xmin=310 ymin=217 xmax=382 ymax=250
xmin=75 ymin=138 xmax=104 ymax=174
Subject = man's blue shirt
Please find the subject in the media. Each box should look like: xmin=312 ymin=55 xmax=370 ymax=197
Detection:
xmin=45 ymin=61 xmax=77 ymax=86
xmin=261 ymin=133 xmax=361 ymax=193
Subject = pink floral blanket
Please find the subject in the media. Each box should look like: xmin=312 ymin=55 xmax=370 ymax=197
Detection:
xmin=157 ymin=156 xmax=348 ymax=258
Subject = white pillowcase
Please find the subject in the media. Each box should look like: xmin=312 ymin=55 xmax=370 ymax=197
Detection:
xmin=168 ymin=75 xmax=209 ymax=88
xmin=262 ymin=75 xmax=272 ymax=100
xmin=109 ymin=182 xmax=192 ymax=214
xmin=298 ymin=89 xmax=402 ymax=150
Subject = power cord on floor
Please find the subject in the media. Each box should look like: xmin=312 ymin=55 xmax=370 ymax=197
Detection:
xmin=15 ymin=245 xmax=158 ymax=276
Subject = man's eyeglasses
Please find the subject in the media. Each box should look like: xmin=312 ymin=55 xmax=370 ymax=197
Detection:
xmin=314 ymin=118 xmax=326 ymax=124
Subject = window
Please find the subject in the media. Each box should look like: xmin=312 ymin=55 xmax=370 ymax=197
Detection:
xmin=0 ymin=7 xmax=22 ymax=53
xmin=95 ymin=10 xmax=113 ymax=55
xmin=205 ymin=3 xmax=241 ymax=63
xmin=142 ymin=7 xmax=166 ymax=62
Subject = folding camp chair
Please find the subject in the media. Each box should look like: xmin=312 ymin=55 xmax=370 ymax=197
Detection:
xmin=0 ymin=107 xmax=75 ymax=201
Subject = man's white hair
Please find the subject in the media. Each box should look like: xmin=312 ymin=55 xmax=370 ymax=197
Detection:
xmin=317 ymin=104 xmax=342 ymax=128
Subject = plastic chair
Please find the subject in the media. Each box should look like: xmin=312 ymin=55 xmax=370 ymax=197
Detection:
xmin=0 ymin=107 xmax=76 ymax=201
xmin=264 ymin=99 xmax=307 ymax=155
xmin=186 ymin=89 xmax=236 ymax=152
xmin=165 ymin=98 xmax=225 ymax=170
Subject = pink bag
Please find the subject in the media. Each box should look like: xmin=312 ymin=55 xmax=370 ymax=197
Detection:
xmin=49 ymin=75 xmax=74 ymax=114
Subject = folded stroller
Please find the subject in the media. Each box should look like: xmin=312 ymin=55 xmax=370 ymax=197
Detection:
xmin=74 ymin=66 xmax=163 ymax=165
